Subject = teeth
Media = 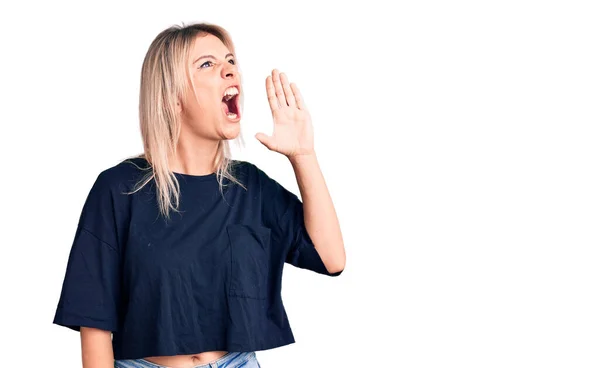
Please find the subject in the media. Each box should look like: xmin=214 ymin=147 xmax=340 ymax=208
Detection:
xmin=223 ymin=86 xmax=239 ymax=100
xmin=227 ymin=112 xmax=238 ymax=119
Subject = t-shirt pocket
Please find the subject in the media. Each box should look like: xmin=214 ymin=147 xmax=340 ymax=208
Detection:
xmin=226 ymin=224 xmax=271 ymax=300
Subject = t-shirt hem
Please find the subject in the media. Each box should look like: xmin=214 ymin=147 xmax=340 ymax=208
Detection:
xmin=53 ymin=306 xmax=118 ymax=332
xmin=113 ymin=337 xmax=296 ymax=360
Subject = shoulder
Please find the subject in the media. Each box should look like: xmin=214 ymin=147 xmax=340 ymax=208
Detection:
xmin=229 ymin=159 xmax=265 ymax=182
xmin=102 ymin=155 xmax=152 ymax=183
xmin=73 ymin=157 xmax=150 ymax=246
xmin=229 ymin=159 xmax=283 ymax=193
xmin=230 ymin=159 xmax=296 ymax=201
xmin=230 ymin=159 xmax=257 ymax=173
xmin=80 ymin=155 xmax=152 ymax=208
xmin=93 ymin=155 xmax=153 ymax=191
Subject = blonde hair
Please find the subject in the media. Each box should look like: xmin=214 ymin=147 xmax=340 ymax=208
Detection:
xmin=125 ymin=22 xmax=246 ymax=220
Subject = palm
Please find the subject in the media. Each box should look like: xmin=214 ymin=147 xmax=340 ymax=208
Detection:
xmin=256 ymin=69 xmax=314 ymax=157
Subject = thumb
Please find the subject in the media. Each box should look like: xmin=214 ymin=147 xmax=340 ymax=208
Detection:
xmin=255 ymin=133 xmax=276 ymax=151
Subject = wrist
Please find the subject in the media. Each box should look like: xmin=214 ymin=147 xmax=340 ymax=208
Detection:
xmin=288 ymin=151 xmax=317 ymax=165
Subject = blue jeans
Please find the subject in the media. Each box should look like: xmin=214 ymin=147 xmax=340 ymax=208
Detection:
xmin=114 ymin=352 xmax=261 ymax=368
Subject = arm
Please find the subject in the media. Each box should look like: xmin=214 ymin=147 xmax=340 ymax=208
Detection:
xmin=257 ymin=69 xmax=346 ymax=274
xmin=289 ymin=153 xmax=346 ymax=274
xmin=80 ymin=327 xmax=114 ymax=368
xmin=52 ymin=171 xmax=123 ymax=366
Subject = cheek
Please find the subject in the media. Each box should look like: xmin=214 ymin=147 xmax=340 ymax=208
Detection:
xmin=198 ymin=89 xmax=222 ymax=112
xmin=184 ymin=91 xmax=214 ymax=117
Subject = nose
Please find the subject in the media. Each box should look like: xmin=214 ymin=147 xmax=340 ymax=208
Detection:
xmin=222 ymin=62 xmax=237 ymax=79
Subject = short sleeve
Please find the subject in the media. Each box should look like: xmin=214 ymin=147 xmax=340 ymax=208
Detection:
xmin=53 ymin=172 xmax=122 ymax=332
xmin=257 ymin=166 xmax=342 ymax=277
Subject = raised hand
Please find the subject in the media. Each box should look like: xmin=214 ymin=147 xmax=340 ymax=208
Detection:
xmin=255 ymin=69 xmax=315 ymax=158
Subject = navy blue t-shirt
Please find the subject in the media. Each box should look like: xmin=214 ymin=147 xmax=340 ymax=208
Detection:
xmin=52 ymin=157 xmax=342 ymax=360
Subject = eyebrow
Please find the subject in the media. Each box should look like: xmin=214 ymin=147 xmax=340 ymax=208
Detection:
xmin=193 ymin=53 xmax=235 ymax=65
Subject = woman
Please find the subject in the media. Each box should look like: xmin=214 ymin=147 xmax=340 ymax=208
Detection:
xmin=53 ymin=22 xmax=345 ymax=368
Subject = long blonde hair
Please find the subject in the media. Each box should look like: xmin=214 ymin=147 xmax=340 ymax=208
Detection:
xmin=125 ymin=22 xmax=245 ymax=220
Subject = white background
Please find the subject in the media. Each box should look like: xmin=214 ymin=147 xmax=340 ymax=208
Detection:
xmin=1 ymin=0 xmax=599 ymax=367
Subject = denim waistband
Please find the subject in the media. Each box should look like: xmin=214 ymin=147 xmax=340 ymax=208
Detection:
xmin=114 ymin=351 xmax=257 ymax=368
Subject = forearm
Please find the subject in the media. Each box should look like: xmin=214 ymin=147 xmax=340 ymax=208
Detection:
xmin=80 ymin=327 xmax=115 ymax=368
xmin=289 ymin=153 xmax=346 ymax=273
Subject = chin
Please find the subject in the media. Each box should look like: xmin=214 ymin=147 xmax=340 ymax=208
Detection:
xmin=220 ymin=124 xmax=241 ymax=140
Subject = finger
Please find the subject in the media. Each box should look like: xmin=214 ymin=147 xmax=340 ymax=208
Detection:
xmin=265 ymin=76 xmax=279 ymax=111
xmin=255 ymin=132 xmax=276 ymax=151
xmin=290 ymin=82 xmax=305 ymax=110
xmin=272 ymin=69 xmax=287 ymax=107
xmin=280 ymin=73 xmax=297 ymax=108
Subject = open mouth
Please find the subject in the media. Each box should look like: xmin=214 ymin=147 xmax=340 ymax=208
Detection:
xmin=222 ymin=86 xmax=240 ymax=121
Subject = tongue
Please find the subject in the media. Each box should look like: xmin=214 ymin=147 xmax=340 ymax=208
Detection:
xmin=222 ymin=101 xmax=230 ymax=114
xmin=222 ymin=96 xmax=238 ymax=116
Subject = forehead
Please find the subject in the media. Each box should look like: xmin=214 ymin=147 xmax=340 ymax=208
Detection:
xmin=191 ymin=34 xmax=230 ymax=58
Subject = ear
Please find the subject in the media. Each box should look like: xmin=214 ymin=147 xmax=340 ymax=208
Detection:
xmin=176 ymin=100 xmax=182 ymax=114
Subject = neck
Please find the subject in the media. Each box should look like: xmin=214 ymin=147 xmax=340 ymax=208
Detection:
xmin=169 ymin=135 xmax=221 ymax=176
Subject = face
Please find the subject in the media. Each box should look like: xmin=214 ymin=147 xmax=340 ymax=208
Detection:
xmin=178 ymin=34 xmax=242 ymax=141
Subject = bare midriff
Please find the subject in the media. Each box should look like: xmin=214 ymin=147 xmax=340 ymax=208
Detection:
xmin=143 ymin=351 xmax=228 ymax=367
